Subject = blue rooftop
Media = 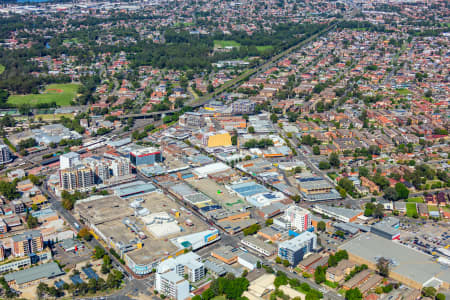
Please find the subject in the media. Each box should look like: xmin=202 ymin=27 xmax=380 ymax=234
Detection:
xmin=230 ymin=182 xmax=268 ymax=197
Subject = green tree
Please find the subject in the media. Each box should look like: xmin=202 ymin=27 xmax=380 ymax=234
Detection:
xmin=395 ymin=182 xmax=409 ymax=200
xmin=422 ymin=287 xmax=436 ymax=298
xmin=201 ymin=288 xmax=214 ymax=300
xmin=383 ymin=187 xmax=398 ymax=201
xmin=376 ymin=257 xmax=389 ymax=277
xmin=314 ymin=266 xmax=326 ymax=284
xmin=270 ymin=113 xmax=278 ymax=123
xmin=358 ymin=167 xmax=369 ymax=178
xmin=78 ymin=227 xmax=92 ymax=241
xmin=243 ymin=223 xmax=261 ymax=236
xmin=0 ymin=180 xmax=20 ymax=200
xmin=231 ymin=135 xmax=238 ymax=146
xmin=318 ymin=160 xmax=331 ymax=170
xmin=317 ymin=221 xmax=326 ymax=232
xmin=248 ymin=126 xmax=255 ymax=134
xmin=312 ymin=145 xmax=320 ymax=155
xmin=94 ymin=246 xmax=105 ymax=259
xmin=345 ymin=288 xmax=362 ymax=300
xmin=329 ymin=152 xmax=340 ymax=168
xmin=436 ymin=293 xmax=446 ymax=300
xmin=338 ymin=178 xmax=355 ymax=194
xmin=274 ymin=274 xmax=288 ymax=288
xmin=26 ymin=212 xmax=39 ymax=229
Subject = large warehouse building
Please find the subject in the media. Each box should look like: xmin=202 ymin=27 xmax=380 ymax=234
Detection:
xmin=339 ymin=233 xmax=450 ymax=290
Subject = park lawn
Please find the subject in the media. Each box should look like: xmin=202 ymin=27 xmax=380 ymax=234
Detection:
xmin=0 ymin=64 xmax=4 ymax=74
xmin=327 ymin=172 xmax=338 ymax=180
xmin=442 ymin=206 xmax=450 ymax=213
xmin=35 ymin=113 xmax=75 ymax=121
xmin=63 ymin=38 xmax=79 ymax=44
xmin=324 ymin=280 xmax=339 ymax=289
xmin=427 ymin=205 xmax=439 ymax=212
xmin=214 ymin=40 xmax=241 ymax=48
xmin=212 ymin=296 xmax=227 ymax=300
xmin=188 ymin=86 xmax=199 ymax=100
xmin=407 ymin=197 xmax=424 ymax=203
xmin=426 ymin=180 xmax=442 ymax=185
xmin=406 ymin=202 xmax=417 ymax=217
xmin=396 ymin=88 xmax=411 ymax=95
xmin=256 ymin=45 xmax=274 ymax=52
xmin=7 ymin=83 xmax=80 ymax=107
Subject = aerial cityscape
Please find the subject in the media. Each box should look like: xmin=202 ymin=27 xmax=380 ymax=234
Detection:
xmin=0 ymin=0 xmax=448 ymax=299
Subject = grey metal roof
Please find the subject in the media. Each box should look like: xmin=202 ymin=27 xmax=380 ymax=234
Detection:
xmin=204 ymin=260 xmax=226 ymax=276
xmin=314 ymin=204 xmax=362 ymax=219
xmin=238 ymin=252 xmax=260 ymax=265
xmin=339 ymin=233 xmax=450 ymax=287
xmin=242 ymin=235 xmax=277 ymax=253
xmin=11 ymin=230 xmax=41 ymax=242
xmin=333 ymin=223 xmax=359 ymax=235
xmin=5 ymin=262 xmax=64 ymax=285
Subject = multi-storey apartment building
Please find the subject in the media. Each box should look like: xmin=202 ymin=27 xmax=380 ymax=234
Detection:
xmin=12 ymin=230 xmax=44 ymax=257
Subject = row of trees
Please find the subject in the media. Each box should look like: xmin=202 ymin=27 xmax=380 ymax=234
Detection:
xmin=37 ymin=269 xmax=123 ymax=298
xmin=61 ymin=190 xmax=88 ymax=210
xmin=191 ymin=274 xmax=249 ymax=300
xmin=243 ymin=138 xmax=274 ymax=149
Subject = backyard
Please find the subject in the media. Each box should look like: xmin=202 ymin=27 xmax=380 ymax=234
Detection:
xmin=406 ymin=202 xmax=418 ymax=217
xmin=407 ymin=197 xmax=424 ymax=203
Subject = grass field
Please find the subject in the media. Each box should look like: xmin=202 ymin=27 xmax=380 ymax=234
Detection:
xmin=212 ymin=296 xmax=227 ymax=300
xmin=0 ymin=64 xmax=4 ymax=74
xmin=407 ymin=197 xmax=424 ymax=203
xmin=63 ymin=38 xmax=79 ymax=44
xmin=214 ymin=40 xmax=241 ymax=48
xmin=396 ymin=88 xmax=411 ymax=95
xmin=256 ymin=45 xmax=274 ymax=52
xmin=442 ymin=206 xmax=450 ymax=213
xmin=406 ymin=202 xmax=418 ymax=217
xmin=8 ymin=83 xmax=79 ymax=107
xmin=427 ymin=205 xmax=439 ymax=212
xmin=327 ymin=172 xmax=338 ymax=180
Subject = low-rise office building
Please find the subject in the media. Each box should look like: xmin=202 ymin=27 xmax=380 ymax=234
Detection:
xmin=241 ymin=235 xmax=277 ymax=257
xmin=370 ymin=217 xmax=400 ymax=240
xmin=211 ymin=245 xmax=239 ymax=264
xmin=5 ymin=262 xmax=64 ymax=289
xmin=311 ymin=205 xmax=363 ymax=223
